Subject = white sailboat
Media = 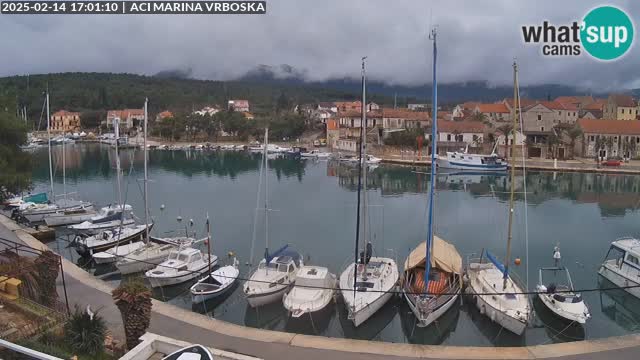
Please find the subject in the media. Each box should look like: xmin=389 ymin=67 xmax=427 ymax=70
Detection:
xmin=465 ymin=61 xmax=530 ymax=335
xmin=403 ymin=30 xmax=463 ymax=328
xmin=115 ymin=100 xmax=194 ymax=275
xmin=339 ymin=57 xmax=399 ymax=328
xmin=76 ymin=224 xmax=151 ymax=257
xmin=21 ymin=91 xmax=92 ymax=223
xmin=243 ymin=128 xmax=304 ymax=308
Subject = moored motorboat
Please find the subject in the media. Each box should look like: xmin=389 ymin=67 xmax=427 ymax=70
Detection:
xmin=536 ymin=266 xmax=590 ymax=324
xmin=145 ymin=247 xmax=218 ymax=288
xmin=75 ymin=224 xmax=151 ymax=257
xmin=283 ymin=265 xmax=336 ymax=318
xmin=191 ymin=257 xmax=240 ymax=304
xmin=301 ymin=149 xmax=331 ymax=159
xmin=598 ymin=237 xmax=640 ymax=299
xmin=44 ymin=206 xmax=97 ymax=227
xmin=243 ymin=246 xmax=303 ymax=308
xmin=436 ymin=144 xmax=507 ymax=172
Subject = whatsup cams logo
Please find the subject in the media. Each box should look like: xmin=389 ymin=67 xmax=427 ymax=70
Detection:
xmin=522 ymin=5 xmax=634 ymax=61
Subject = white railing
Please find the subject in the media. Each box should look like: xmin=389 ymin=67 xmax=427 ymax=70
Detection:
xmin=0 ymin=338 xmax=63 ymax=360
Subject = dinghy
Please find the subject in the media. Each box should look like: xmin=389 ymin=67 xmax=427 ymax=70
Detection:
xmin=191 ymin=257 xmax=240 ymax=304
xmin=283 ymin=265 xmax=336 ymax=318
xmin=161 ymin=344 xmax=213 ymax=360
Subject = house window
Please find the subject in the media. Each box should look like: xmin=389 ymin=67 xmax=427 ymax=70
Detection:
xmin=473 ymin=135 xmax=478 ymax=142
xmin=537 ymin=115 xmax=542 ymax=121
xmin=558 ymin=111 xmax=561 ymax=115
xmin=541 ymin=127 xmax=544 ymax=132
xmin=447 ymin=134 xmax=451 ymax=141
xmin=637 ymin=137 xmax=640 ymax=144
xmin=622 ymin=109 xmax=625 ymax=114
xmin=589 ymin=135 xmax=595 ymax=141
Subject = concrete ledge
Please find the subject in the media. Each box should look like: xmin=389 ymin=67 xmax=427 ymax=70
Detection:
xmin=3 ymin=214 xmax=640 ymax=359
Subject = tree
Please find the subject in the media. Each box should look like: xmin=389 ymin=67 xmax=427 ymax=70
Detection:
xmin=80 ymin=110 xmax=106 ymax=130
xmin=497 ymin=124 xmax=513 ymax=159
xmin=470 ymin=112 xmax=487 ymax=122
xmin=0 ymin=110 xmax=31 ymax=201
xmin=64 ymin=305 xmax=107 ymax=354
xmin=112 ymin=277 xmax=152 ymax=350
xmin=566 ymin=125 xmax=583 ymax=159
xmin=34 ymin=250 xmax=59 ymax=307
xmin=546 ymin=131 xmax=559 ymax=159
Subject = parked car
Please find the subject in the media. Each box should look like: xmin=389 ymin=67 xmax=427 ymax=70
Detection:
xmin=602 ymin=158 xmax=622 ymax=167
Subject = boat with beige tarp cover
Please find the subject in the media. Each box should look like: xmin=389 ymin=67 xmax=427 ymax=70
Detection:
xmin=402 ymin=236 xmax=463 ymax=327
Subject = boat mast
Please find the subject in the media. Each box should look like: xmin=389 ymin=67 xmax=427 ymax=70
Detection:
xmin=143 ymin=99 xmax=150 ymax=243
xmin=361 ymin=56 xmax=368 ymax=259
xmin=46 ymin=88 xmax=55 ymax=199
xmin=352 ymin=57 xmax=366 ymax=295
xmin=263 ymin=127 xmax=269 ymax=259
xmin=425 ymin=28 xmax=438 ymax=285
xmin=114 ymin=118 xmax=123 ymax=208
xmin=62 ymin=109 xmax=66 ymax=203
xmin=503 ymin=61 xmax=519 ymax=290
xmin=206 ymin=214 xmax=212 ymax=275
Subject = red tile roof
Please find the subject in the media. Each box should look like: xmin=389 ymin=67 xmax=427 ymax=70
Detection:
xmin=437 ymin=121 xmax=485 ymax=133
xmin=610 ymin=94 xmax=636 ymax=107
xmin=477 ymin=103 xmax=510 ymax=113
xmin=108 ymin=109 xmax=144 ymax=118
xmin=584 ymin=99 xmax=606 ymax=111
xmin=157 ymin=110 xmax=173 ymax=119
xmin=52 ymin=110 xmax=80 ymax=117
xmin=578 ymin=118 xmax=640 ymax=135
xmin=461 ymin=101 xmax=481 ymax=110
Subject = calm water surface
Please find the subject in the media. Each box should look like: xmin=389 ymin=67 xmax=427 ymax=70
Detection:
xmin=28 ymin=143 xmax=640 ymax=346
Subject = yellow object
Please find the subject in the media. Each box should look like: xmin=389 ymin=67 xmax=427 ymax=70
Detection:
xmin=404 ymin=236 xmax=463 ymax=274
xmin=0 ymin=276 xmax=21 ymax=300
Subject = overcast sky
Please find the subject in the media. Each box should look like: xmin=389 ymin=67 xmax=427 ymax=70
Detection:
xmin=1 ymin=0 xmax=638 ymax=89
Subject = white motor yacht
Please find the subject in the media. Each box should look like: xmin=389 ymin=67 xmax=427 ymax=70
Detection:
xmin=243 ymin=247 xmax=303 ymax=308
xmin=283 ymin=265 xmax=336 ymax=318
xmin=145 ymin=247 xmax=218 ymax=288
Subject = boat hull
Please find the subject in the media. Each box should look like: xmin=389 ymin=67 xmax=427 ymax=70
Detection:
xmin=465 ymin=285 xmax=527 ymax=335
xmin=147 ymin=259 xmax=217 ymax=288
xmin=44 ymin=211 xmax=96 ymax=227
xmin=246 ymin=284 xmax=290 ymax=308
xmin=436 ymin=158 xmax=507 ymax=172
xmin=116 ymin=252 xmax=167 ymax=275
xmin=537 ymin=293 xmax=589 ymax=324
xmin=404 ymin=290 xmax=459 ymax=328
xmin=598 ymin=263 xmax=640 ymax=299
xmin=348 ymin=288 xmax=393 ymax=327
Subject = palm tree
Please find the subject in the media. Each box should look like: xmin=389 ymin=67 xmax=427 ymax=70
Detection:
xmin=594 ymin=135 xmax=603 ymax=161
xmin=112 ymin=277 xmax=152 ymax=350
xmin=546 ymin=131 xmax=559 ymax=159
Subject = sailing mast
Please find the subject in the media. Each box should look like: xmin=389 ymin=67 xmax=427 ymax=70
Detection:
xmin=46 ymin=88 xmax=55 ymax=199
xmin=114 ymin=118 xmax=123 ymax=208
xmin=503 ymin=61 xmax=519 ymax=289
xmin=263 ymin=127 xmax=269 ymax=264
xmin=143 ymin=99 xmax=150 ymax=242
xmin=425 ymin=28 xmax=438 ymax=285
xmin=361 ymin=56 xmax=368 ymax=262
xmin=352 ymin=57 xmax=367 ymax=294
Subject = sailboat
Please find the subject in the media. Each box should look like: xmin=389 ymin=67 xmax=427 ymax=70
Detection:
xmin=116 ymin=99 xmax=191 ymax=275
xmin=339 ymin=57 xmax=399 ymax=327
xmin=67 ymin=118 xmax=134 ymax=232
xmin=243 ymin=128 xmax=304 ymax=308
xmin=402 ymin=29 xmax=463 ymax=328
xmin=464 ymin=61 xmax=530 ymax=335
xmin=21 ymin=90 xmax=93 ymax=223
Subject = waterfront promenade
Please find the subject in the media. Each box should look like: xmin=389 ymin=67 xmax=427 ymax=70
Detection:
xmin=1 ymin=215 xmax=640 ymax=359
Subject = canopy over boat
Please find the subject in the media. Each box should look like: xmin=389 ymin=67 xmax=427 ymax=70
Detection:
xmin=404 ymin=236 xmax=462 ymax=274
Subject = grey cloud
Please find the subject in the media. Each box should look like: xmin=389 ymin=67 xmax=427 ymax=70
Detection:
xmin=1 ymin=0 xmax=639 ymax=90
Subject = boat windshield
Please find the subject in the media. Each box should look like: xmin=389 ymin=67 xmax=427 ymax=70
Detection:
xmin=278 ymin=264 xmax=288 ymax=272
xmin=355 ymin=281 xmax=374 ymax=291
xmin=259 ymin=262 xmax=278 ymax=270
xmin=168 ymin=252 xmax=179 ymax=260
xmin=553 ymin=293 xmax=582 ymax=303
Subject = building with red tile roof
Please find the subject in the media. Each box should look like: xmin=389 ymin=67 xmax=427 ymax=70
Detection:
xmin=51 ymin=110 xmax=81 ymax=133
xmin=107 ymin=109 xmax=144 ymax=129
xmin=228 ymin=99 xmax=250 ymax=112
xmin=577 ymin=118 xmax=640 ymax=159
xmin=604 ymin=94 xmax=638 ymax=120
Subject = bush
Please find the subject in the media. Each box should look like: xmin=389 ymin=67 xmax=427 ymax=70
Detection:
xmin=64 ymin=305 xmax=107 ymax=354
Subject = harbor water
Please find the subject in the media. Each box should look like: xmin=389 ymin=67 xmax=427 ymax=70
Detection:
xmin=27 ymin=143 xmax=640 ymax=346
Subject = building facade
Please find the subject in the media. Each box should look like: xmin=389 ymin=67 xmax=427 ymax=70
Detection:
xmin=50 ymin=110 xmax=81 ymax=133
xmin=577 ymin=118 xmax=640 ymax=160
xmin=603 ymin=94 xmax=637 ymax=120
xmin=107 ymin=109 xmax=144 ymax=129
xmin=228 ymin=100 xmax=250 ymax=112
